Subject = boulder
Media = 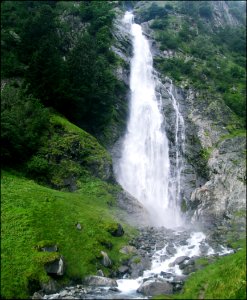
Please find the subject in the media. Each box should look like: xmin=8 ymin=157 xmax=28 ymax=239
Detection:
xmin=96 ymin=269 xmax=104 ymax=277
xmin=76 ymin=223 xmax=82 ymax=230
xmin=182 ymin=264 xmax=196 ymax=275
xmin=119 ymin=245 xmax=138 ymax=255
xmin=32 ymin=292 xmax=43 ymax=299
xmin=160 ymin=254 xmax=169 ymax=262
xmin=41 ymin=279 xmax=60 ymax=294
xmin=45 ymin=256 xmax=64 ymax=276
xmin=84 ymin=276 xmax=118 ymax=287
xmin=166 ymin=244 xmax=176 ymax=255
xmin=109 ymin=223 xmax=124 ymax=237
xmin=101 ymin=251 xmax=112 ymax=267
xmin=160 ymin=271 xmax=173 ymax=279
xmin=118 ymin=265 xmax=129 ymax=275
xmin=129 ymin=255 xmax=151 ymax=278
xmin=137 ymin=279 xmax=173 ymax=296
xmin=41 ymin=245 xmax=58 ymax=252
xmin=169 ymin=256 xmax=190 ymax=267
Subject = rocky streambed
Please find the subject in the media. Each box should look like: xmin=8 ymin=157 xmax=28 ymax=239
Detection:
xmin=33 ymin=226 xmax=234 ymax=299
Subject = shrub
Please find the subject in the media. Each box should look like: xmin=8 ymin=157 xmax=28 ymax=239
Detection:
xmin=1 ymin=85 xmax=49 ymax=165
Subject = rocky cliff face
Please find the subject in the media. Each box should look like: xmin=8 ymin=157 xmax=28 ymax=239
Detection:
xmin=150 ymin=33 xmax=246 ymax=232
xmin=111 ymin=6 xmax=246 ymax=233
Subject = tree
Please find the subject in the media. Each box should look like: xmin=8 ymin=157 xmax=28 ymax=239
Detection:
xmin=199 ymin=4 xmax=213 ymax=19
xmin=1 ymin=85 xmax=49 ymax=164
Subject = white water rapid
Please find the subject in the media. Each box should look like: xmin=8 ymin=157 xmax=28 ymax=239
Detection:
xmin=116 ymin=12 xmax=183 ymax=228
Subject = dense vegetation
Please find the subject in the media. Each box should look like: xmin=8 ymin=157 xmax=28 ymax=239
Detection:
xmin=136 ymin=1 xmax=246 ymax=126
xmin=1 ymin=2 xmax=133 ymax=299
xmin=1 ymin=1 xmax=125 ymax=139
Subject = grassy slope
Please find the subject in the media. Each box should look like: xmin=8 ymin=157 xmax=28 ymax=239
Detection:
xmin=153 ymin=240 xmax=246 ymax=299
xmin=26 ymin=114 xmax=113 ymax=189
xmin=1 ymin=115 xmax=137 ymax=299
xmin=1 ymin=170 xmax=136 ymax=299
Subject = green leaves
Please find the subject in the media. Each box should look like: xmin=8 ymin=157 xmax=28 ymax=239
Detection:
xmin=1 ymin=85 xmax=49 ymax=165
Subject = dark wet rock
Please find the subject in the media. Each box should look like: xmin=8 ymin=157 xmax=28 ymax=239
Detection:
xmin=99 ymin=239 xmax=113 ymax=250
xmin=129 ymin=254 xmax=151 ymax=279
xmin=160 ymin=271 xmax=173 ymax=279
xmin=118 ymin=265 xmax=129 ymax=275
xmin=83 ymin=276 xmax=118 ymax=287
xmin=45 ymin=256 xmax=64 ymax=276
xmin=182 ymin=264 xmax=197 ymax=275
xmin=169 ymin=256 xmax=190 ymax=267
xmin=41 ymin=245 xmax=58 ymax=252
xmin=166 ymin=244 xmax=176 ymax=255
xmin=137 ymin=279 xmax=173 ymax=296
xmin=199 ymin=243 xmax=210 ymax=254
xmin=160 ymin=254 xmax=169 ymax=262
xmin=41 ymin=279 xmax=60 ymax=294
xmin=109 ymin=223 xmax=124 ymax=237
xmin=109 ymin=287 xmax=120 ymax=292
xmin=186 ymin=258 xmax=196 ymax=265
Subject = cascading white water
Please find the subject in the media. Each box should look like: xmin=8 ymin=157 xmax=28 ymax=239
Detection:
xmin=117 ymin=12 xmax=183 ymax=228
xmin=167 ymin=81 xmax=186 ymax=212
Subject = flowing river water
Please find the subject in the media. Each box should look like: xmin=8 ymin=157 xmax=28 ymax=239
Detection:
xmin=43 ymin=12 xmax=233 ymax=300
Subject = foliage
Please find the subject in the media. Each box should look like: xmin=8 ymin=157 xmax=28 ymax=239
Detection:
xmin=138 ymin=2 xmax=168 ymax=22
xmin=25 ymin=114 xmax=112 ymax=190
xmin=199 ymin=4 xmax=213 ymax=19
xmin=1 ymin=170 xmax=137 ymax=299
xmin=1 ymin=84 xmax=49 ymax=165
xmin=151 ymin=3 xmax=246 ymax=126
xmin=1 ymin=1 xmax=122 ymax=137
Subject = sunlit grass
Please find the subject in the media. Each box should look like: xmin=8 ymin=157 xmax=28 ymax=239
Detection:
xmin=1 ymin=170 xmax=136 ymax=299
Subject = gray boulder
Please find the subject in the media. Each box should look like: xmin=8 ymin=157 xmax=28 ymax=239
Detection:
xmin=96 ymin=269 xmax=104 ymax=277
xmin=32 ymin=292 xmax=43 ymax=299
xmin=101 ymin=251 xmax=112 ymax=267
xmin=76 ymin=223 xmax=82 ymax=230
xmin=119 ymin=245 xmax=138 ymax=255
xmin=169 ymin=256 xmax=190 ymax=267
xmin=137 ymin=279 xmax=173 ymax=296
xmin=45 ymin=256 xmax=64 ymax=276
xmin=118 ymin=265 xmax=129 ymax=275
xmin=84 ymin=276 xmax=118 ymax=287
xmin=40 ymin=279 xmax=60 ymax=294
xmin=166 ymin=244 xmax=176 ymax=255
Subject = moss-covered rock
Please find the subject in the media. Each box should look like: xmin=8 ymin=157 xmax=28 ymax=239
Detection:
xmin=26 ymin=115 xmax=113 ymax=191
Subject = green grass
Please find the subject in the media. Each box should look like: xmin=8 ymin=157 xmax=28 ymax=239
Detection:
xmin=26 ymin=114 xmax=112 ymax=189
xmin=220 ymin=128 xmax=246 ymax=141
xmin=153 ymin=241 xmax=246 ymax=299
xmin=1 ymin=170 xmax=137 ymax=299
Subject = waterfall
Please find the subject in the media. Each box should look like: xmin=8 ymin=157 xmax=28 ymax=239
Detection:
xmin=116 ymin=12 xmax=183 ymax=228
xmin=167 ymin=81 xmax=186 ymax=215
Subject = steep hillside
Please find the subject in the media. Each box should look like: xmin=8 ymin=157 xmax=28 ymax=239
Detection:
xmin=1 ymin=113 xmax=137 ymax=299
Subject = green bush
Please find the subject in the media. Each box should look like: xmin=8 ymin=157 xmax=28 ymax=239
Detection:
xmin=1 ymin=84 xmax=49 ymax=165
